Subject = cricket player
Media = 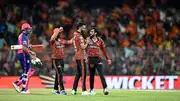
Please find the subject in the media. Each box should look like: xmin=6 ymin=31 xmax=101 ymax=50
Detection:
xmin=87 ymin=27 xmax=111 ymax=95
xmin=50 ymin=27 xmax=72 ymax=95
xmin=12 ymin=23 xmax=37 ymax=94
xmin=71 ymin=22 xmax=91 ymax=95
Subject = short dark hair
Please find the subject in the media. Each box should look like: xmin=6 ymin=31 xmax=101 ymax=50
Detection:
xmin=92 ymin=27 xmax=99 ymax=34
xmin=77 ymin=22 xmax=85 ymax=29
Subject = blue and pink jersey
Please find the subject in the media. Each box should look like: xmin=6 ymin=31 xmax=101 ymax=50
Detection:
xmin=17 ymin=33 xmax=31 ymax=73
xmin=17 ymin=33 xmax=30 ymax=54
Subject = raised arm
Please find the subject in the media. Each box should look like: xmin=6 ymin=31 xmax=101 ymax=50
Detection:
xmin=50 ymin=27 xmax=63 ymax=42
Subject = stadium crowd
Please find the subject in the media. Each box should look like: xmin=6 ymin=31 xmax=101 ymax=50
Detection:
xmin=0 ymin=0 xmax=180 ymax=76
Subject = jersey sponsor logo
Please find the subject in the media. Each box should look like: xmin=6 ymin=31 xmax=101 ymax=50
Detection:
xmin=89 ymin=46 xmax=98 ymax=48
xmin=56 ymin=45 xmax=64 ymax=48
xmin=98 ymin=62 xmax=103 ymax=65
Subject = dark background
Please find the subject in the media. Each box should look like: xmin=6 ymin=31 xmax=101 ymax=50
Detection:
xmin=1 ymin=0 xmax=180 ymax=9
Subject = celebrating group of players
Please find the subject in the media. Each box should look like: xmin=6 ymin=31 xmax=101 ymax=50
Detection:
xmin=12 ymin=22 xmax=111 ymax=95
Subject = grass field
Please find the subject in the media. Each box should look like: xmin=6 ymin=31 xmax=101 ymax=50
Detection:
xmin=0 ymin=89 xmax=180 ymax=101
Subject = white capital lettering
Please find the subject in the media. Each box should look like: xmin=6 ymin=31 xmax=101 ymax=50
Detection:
xmin=156 ymin=76 xmax=165 ymax=89
xmin=142 ymin=76 xmax=154 ymax=89
xmin=106 ymin=77 xmax=128 ymax=89
xmin=129 ymin=76 xmax=141 ymax=89
xmin=166 ymin=76 xmax=178 ymax=89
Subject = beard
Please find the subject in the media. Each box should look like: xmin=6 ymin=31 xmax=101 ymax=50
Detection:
xmin=81 ymin=30 xmax=88 ymax=38
xmin=25 ymin=29 xmax=32 ymax=36
xmin=90 ymin=34 xmax=96 ymax=39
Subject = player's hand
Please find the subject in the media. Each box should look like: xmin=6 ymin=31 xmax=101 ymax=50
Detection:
xmin=86 ymin=37 xmax=91 ymax=44
xmin=30 ymin=51 xmax=36 ymax=57
xmin=31 ymin=57 xmax=42 ymax=65
xmin=59 ymin=27 xmax=64 ymax=32
xmin=29 ymin=44 xmax=32 ymax=49
xmin=107 ymin=59 xmax=112 ymax=65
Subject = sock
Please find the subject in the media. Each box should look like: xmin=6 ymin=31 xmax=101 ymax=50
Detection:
xmin=21 ymin=73 xmax=28 ymax=91
xmin=25 ymin=69 xmax=35 ymax=91
xmin=17 ymin=69 xmax=36 ymax=88
xmin=14 ymin=74 xmax=24 ymax=85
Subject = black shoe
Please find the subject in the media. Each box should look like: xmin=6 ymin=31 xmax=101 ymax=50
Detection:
xmin=103 ymin=88 xmax=109 ymax=95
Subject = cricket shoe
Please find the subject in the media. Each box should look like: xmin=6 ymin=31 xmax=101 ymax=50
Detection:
xmin=61 ymin=90 xmax=67 ymax=95
xmin=103 ymin=88 xmax=109 ymax=95
xmin=52 ymin=90 xmax=60 ymax=94
xmin=71 ymin=89 xmax=76 ymax=95
xmin=90 ymin=89 xmax=96 ymax=95
xmin=82 ymin=91 xmax=89 ymax=95
xmin=21 ymin=90 xmax=32 ymax=94
xmin=54 ymin=91 xmax=60 ymax=95
xmin=12 ymin=82 xmax=20 ymax=93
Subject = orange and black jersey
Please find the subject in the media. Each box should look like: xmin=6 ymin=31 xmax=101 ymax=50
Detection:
xmin=87 ymin=37 xmax=110 ymax=60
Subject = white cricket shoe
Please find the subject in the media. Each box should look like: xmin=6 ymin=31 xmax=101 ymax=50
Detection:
xmin=12 ymin=82 xmax=20 ymax=93
xmin=82 ymin=91 xmax=89 ymax=95
xmin=90 ymin=89 xmax=96 ymax=95
xmin=71 ymin=89 xmax=76 ymax=95
xmin=21 ymin=90 xmax=32 ymax=94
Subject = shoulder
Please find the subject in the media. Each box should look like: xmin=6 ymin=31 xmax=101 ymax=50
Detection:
xmin=18 ymin=33 xmax=22 ymax=38
xmin=19 ymin=33 xmax=27 ymax=39
xmin=98 ymin=37 xmax=104 ymax=43
xmin=22 ymin=33 xmax=28 ymax=38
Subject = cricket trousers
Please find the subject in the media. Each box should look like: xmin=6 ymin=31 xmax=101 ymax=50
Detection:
xmin=72 ymin=59 xmax=87 ymax=91
xmin=14 ymin=53 xmax=32 ymax=91
xmin=52 ymin=59 xmax=65 ymax=91
xmin=88 ymin=57 xmax=107 ymax=90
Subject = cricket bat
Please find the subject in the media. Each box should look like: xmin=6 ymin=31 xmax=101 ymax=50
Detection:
xmin=11 ymin=45 xmax=44 ymax=50
xmin=11 ymin=45 xmax=23 ymax=50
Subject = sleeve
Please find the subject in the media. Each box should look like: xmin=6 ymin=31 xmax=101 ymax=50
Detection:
xmin=50 ymin=39 xmax=55 ymax=48
xmin=100 ymin=38 xmax=110 ymax=60
xmin=61 ymin=38 xmax=74 ymax=45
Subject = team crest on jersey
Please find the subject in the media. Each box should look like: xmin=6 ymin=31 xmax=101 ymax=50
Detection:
xmin=90 ymin=64 xmax=94 ymax=68
xmin=23 ymin=41 xmax=27 ymax=44
xmin=55 ymin=41 xmax=60 ymax=45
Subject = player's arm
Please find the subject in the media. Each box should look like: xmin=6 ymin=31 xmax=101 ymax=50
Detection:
xmin=100 ymin=38 xmax=111 ymax=64
xmin=80 ymin=37 xmax=90 ymax=49
xmin=61 ymin=38 xmax=74 ymax=45
xmin=20 ymin=38 xmax=36 ymax=58
xmin=50 ymin=27 xmax=63 ymax=42
xmin=67 ymin=38 xmax=74 ymax=44
xmin=21 ymin=46 xmax=36 ymax=59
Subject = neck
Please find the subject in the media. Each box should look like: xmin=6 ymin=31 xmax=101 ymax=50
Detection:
xmin=92 ymin=36 xmax=96 ymax=39
xmin=92 ymin=36 xmax=98 ymax=41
